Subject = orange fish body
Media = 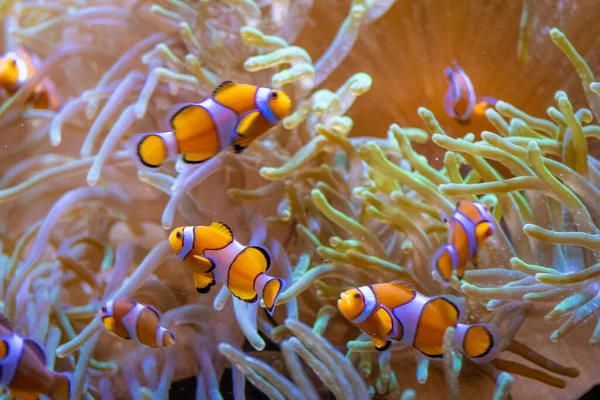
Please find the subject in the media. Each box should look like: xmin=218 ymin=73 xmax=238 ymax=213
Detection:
xmin=168 ymin=222 xmax=284 ymax=315
xmin=338 ymin=281 xmax=499 ymax=363
xmin=134 ymin=81 xmax=291 ymax=169
xmin=0 ymin=49 xmax=60 ymax=110
xmin=443 ymin=60 xmax=496 ymax=123
xmin=99 ymin=297 xmax=175 ymax=348
xmin=0 ymin=313 xmax=71 ymax=400
xmin=431 ymin=201 xmax=495 ymax=287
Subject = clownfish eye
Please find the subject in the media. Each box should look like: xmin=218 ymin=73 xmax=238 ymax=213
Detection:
xmin=176 ymin=231 xmax=181 ymax=239
xmin=271 ymin=92 xmax=278 ymax=99
xmin=10 ymin=59 xmax=16 ymax=67
xmin=101 ymin=306 xmax=107 ymax=313
xmin=353 ymin=293 xmax=361 ymax=299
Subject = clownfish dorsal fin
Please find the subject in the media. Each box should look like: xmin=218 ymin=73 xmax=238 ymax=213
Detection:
xmin=0 ymin=313 xmax=13 ymax=331
xmin=389 ymin=280 xmax=415 ymax=293
xmin=24 ymin=338 xmax=47 ymax=365
xmin=212 ymin=81 xmax=236 ymax=97
xmin=209 ymin=222 xmax=234 ymax=242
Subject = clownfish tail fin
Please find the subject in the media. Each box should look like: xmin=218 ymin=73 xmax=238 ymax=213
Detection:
xmin=49 ymin=372 xmax=72 ymax=400
xmin=454 ymin=323 xmax=500 ymax=364
xmin=430 ymin=244 xmax=459 ymax=287
xmin=132 ymin=132 xmax=178 ymax=169
xmin=255 ymin=274 xmax=283 ymax=315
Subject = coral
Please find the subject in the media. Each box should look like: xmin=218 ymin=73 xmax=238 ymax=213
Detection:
xmin=1 ymin=0 xmax=600 ymax=399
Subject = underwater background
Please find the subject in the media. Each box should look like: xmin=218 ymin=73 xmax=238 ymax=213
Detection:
xmin=1 ymin=0 xmax=600 ymax=399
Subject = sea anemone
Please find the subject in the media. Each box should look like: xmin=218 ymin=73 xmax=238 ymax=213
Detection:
xmin=2 ymin=0 xmax=600 ymax=399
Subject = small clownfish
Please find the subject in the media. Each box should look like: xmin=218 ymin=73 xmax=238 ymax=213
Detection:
xmin=338 ymin=281 xmax=500 ymax=363
xmin=0 ymin=49 xmax=60 ymax=110
xmin=133 ymin=81 xmax=292 ymax=169
xmin=431 ymin=201 xmax=495 ymax=288
xmin=443 ymin=60 xmax=496 ymax=123
xmin=168 ymin=222 xmax=284 ymax=315
xmin=0 ymin=312 xmax=71 ymax=400
xmin=99 ymin=297 xmax=175 ymax=348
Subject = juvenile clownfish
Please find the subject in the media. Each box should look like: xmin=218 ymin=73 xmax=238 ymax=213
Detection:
xmin=443 ymin=60 xmax=496 ymax=123
xmin=99 ymin=297 xmax=175 ymax=348
xmin=133 ymin=81 xmax=292 ymax=169
xmin=168 ymin=222 xmax=284 ymax=315
xmin=0 ymin=49 xmax=60 ymax=110
xmin=431 ymin=201 xmax=495 ymax=287
xmin=0 ymin=312 xmax=71 ymax=400
xmin=338 ymin=281 xmax=500 ymax=363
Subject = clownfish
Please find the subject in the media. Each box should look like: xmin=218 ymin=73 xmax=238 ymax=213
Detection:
xmin=431 ymin=201 xmax=495 ymax=287
xmin=338 ymin=281 xmax=500 ymax=363
xmin=168 ymin=222 xmax=284 ymax=315
xmin=133 ymin=81 xmax=291 ymax=169
xmin=99 ymin=297 xmax=175 ymax=348
xmin=0 ymin=312 xmax=71 ymax=400
xmin=0 ymin=49 xmax=60 ymax=110
xmin=443 ymin=60 xmax=496 ymax=123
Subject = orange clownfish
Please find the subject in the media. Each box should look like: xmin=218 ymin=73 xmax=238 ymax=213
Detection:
xmin=0 ymin=312 xmax=71 ymax=400
xmin=443 ymin=60 xmax=496 ymax=123
xmin=168 ymin=222 xmax=284 ymax=315
xmin=338 ymin=281 xmax=500 ymax=363
xmin=0 ymin=49 xmax=60 ymax=110
xmin=431 ymin=201 xmax=495 ymax=288
xmin=133 ymin=81 xmax=292 ymax=169
xmin=99 ymin=297 xmax=175 ymax=348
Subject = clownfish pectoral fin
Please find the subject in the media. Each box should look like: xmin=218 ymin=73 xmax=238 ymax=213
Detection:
xmin=212 ymin=80 xmax=236 ymax=97
xmin=187 ymin=255 xmax=216 ymax=274
xmin=371 ymin=337 xmax=392 ymax=352
xmin=374 ymin=306 xmax=394 ymax=339
xmin=475 ymin=221 xmax=493 ymax=248
xmin=24 ymin=338 xmax=47 ymax=365
xmin=49 ymin=372 xmax=72 ymax=400
xmin=193 ymin=271 xmax=216 ymax=294
xmin=236 ymin=111 xmax=260 ymax=137
xmin=457 ymin=323 xmax=500 ymax=364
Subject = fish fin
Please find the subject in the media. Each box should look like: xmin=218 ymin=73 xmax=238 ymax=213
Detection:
xmin=162 ymin=330 xmax=176 ymax=347
xmin=193 ymin=271 xmax=216 ymax=294
xmin=185 ymin=255 xmax=215 ymax=274
xmin=0 ymin=339 xmax=8 ymax=359
xmin=236 ymin=111 xmax=260 ymax=137
xmin=212 ymin=80 xmax=235 ymax=96
xmin=133 ymin=132 xmax=174 ymax=168
xmin=475 ymin=221 xmax=493 ymax=248
xmin=182 ymin=150 xmax=215 ymax=164
xmin=371 ymin=337 xmax=391 ymax=352
xmin=375 ymin=307 xmax=394 ymax=338
xmin=24 ymin=338 xmax=47 ymax=366
xmin=10 ymin=389 xmax=39 ymax=400
xmin=238 ymin=246 xmax=271 ymax=273
xmin=430 ymin=244 xmax=457 ymax=287
xmin=261 ymin=277 xmax=283 ymax=315
xmin=0 ymin=312 xmax=13 ymax=330
xmin=460 ymin=324 xmax=500 ymax=363
xmin=49 ymin=372 xmax=72 ymax=400
xmin=209 ymin=222 xmax=234 ymax=243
